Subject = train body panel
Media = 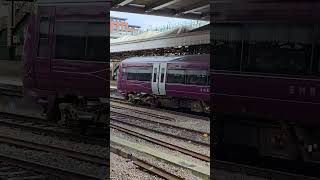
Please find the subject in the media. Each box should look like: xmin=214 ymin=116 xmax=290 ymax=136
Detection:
xmin=23 ymin=2 xmax=109 ymax=100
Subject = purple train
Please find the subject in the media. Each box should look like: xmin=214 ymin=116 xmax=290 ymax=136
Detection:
xmin=23 ymin=0 xmax=110 ymax=128
xmin=117 ymin=54 xmax=210 ymax=113
xmin=212 ymin=0 xmax=320 ymax=169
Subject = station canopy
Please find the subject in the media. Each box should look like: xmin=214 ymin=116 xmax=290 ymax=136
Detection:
xmin=111 ymin=0 xmax=210 ymax=21
xmin=110 ymin=25 xmax=209 ymax=52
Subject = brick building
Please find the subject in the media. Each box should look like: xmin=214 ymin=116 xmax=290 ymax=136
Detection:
xmin=110 ymin=16 xmax=140 ymax=33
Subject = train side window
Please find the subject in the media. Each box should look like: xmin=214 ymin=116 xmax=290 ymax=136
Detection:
xmin=127 ymin=68 xmax=152 ymax=81
xmin=242 ymin=24 xmax=313 ymax=75
xmin=212 ymin=41 xmax=242 ymax=71
xmin=137 ymin=70 xmax=152 ymax=81
xmin=86 ymin=22 xmax=108 ymax=61
xmin=167 ymin=69 xmax=185 ymax=84
xmin=212 ymin=24 xmax=243 ymax=71
xmin=186 ymin=70 xmax=208 ymax=85
xmin=37 ymin=17 xmax=49 ymax=57
xmin=127 ymin=73 xmax=136 ymax=80
xmin=55 ymin=21 xmax=86 ymax=60
xmin=121 ymin=67 xmax=126 ymax=80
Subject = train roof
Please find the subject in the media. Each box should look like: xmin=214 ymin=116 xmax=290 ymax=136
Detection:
xmin=122 ymin=54 xmax=209 ymax=64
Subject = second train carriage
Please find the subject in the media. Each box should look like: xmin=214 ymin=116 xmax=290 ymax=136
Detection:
xmin=117 ymin=54 xmax=210 ymax=113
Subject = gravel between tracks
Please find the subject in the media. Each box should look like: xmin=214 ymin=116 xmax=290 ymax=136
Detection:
xmin=111 ymin=128 xmax=210 ymax=167
xmin=111 ymin=101 xmax=210 ymax=133
xmin=112 ymin=121 xmax=210 ymax=156
xmin=110 ymin=153 xmax=163 ymax=180
xmin=111 ymin=142 xmax=203 ymax=180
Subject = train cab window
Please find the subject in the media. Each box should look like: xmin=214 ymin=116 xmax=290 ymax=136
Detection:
xmin=242 ymin=24 xmax=313 ymax=75
xmin=186 ymin=70 xmax=208 ymax=86
xmin=55 ymin=21 xmax=86 ymax=60
xmin=37 ymin=17 xmax=50 ymax=57
xmin=86 ymin=22 xmax=108 ymax=61
xmin=167 ymin=69 xmax=185 ymax=84
xmin=55 ymin=21 xmax=107 ymax=61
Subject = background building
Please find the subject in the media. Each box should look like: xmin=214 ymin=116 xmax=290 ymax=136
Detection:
xmin=110 ymin=16 xmax=140 ymax=33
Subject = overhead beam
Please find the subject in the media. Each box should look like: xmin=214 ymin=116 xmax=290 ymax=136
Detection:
xmin=111 ymin=5 xmax=207 ymax=20
xmin=145 ymin=0 xmax=181 ymax=12
xmin=117 ymin=0 xmax=134 ymax=6
xmin=177 ymin=1 xmax=209 ymax=15
xmin=112 ymin=0 xmax=134 ymax=7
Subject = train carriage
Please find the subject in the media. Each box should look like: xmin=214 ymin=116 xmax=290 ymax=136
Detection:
xmin=117 ymin=54 xmax=210 ymax=113
xmin=23 ymin=0 xmax=110 ymax=129
xmin=212 ymin=0 xmax=320 ymax=175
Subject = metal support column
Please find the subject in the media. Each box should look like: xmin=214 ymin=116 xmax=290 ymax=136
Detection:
xmin=6 ymin=0 xmax=14 ymax=60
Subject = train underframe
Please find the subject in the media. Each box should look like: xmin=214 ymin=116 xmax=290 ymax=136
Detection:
xmin=126 ymin=92 xmax=210 ymax=114
xmin=214 ymin=114 xmax=320 ymax=173
xmin=41 ymin=96 xmax=109 ymax=134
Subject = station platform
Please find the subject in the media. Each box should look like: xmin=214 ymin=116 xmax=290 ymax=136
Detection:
xmin=0 ymin=77 xmax=23 ymax=93
xmin=0 ymin=60 xmax=23 ymax=92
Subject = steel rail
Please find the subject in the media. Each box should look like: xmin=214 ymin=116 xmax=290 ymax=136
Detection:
xmin=0 ymin=135 xmax=108 ymax=166
xmin=0 ymin=153 xmax=105 ymax=180
xmin=0 ymin=112 xmax=107 ymax=146
xmin=111 ymin=117 xmax=210 ymax=147
xmin=213 ymin=160 xmax=320 ymax=180
xmin=110 ymin=123 xmax=210 ymax=162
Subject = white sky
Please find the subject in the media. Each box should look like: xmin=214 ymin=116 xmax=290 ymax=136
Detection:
xmin=111 ymin=11 xmax=201 ymax=30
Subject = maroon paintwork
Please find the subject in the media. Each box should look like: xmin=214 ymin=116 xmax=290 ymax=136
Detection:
xmin=23 ymin=1 xmax=110 ymax=109
xmin=211 ymin=0 xmax=320 ymax=125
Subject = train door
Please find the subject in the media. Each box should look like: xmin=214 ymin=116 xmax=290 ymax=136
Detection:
xmin=152 ymin=63 xmax=167 ymax=95
xmin=159 ymin=63 xmax=167 ymax=95
xmin=34 ymin=7 xmax=54 ymax=90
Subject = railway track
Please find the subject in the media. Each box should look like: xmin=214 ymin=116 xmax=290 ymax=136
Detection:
xmin=111 ymin=146 xmax=183 ymax=180
xmin=110 ymin=97 xmax=209 ymax=120
xmin=110 ymin=123 xmax=210 ymax=162
xmin=0 ymin=153 xmax=105 ymax=180
xmin=0 ymin=161 xmax=49 ymax=180
xmin=111 ymin=104 xmax=175 ymax=121
xmin=214 ymin=160 xmax=320 ymax=180
xmin=110 ymin=111 xmax=210 ymax=147
xmin=0 ymin=135 xmax=108 ymax=180
xmin=0 ymin=112 xmax=107 ymax=146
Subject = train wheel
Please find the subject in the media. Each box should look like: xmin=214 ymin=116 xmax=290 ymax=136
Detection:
xmin=58 ymin=103 xmax=79 ymax=128
xmin=47 ymin=100 xmax=61 ymax=122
